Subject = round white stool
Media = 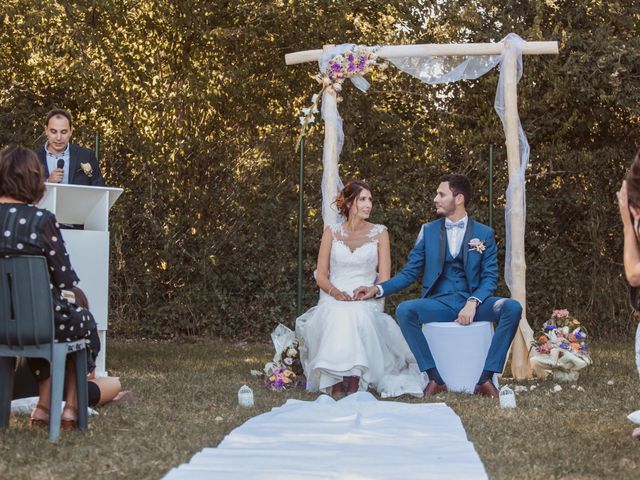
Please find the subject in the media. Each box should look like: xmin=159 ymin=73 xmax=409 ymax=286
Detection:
xmin=422 ymin=321 xmax=498 ymax=393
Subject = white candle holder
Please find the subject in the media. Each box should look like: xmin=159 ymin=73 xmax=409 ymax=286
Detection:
xmin=499 ymin=385 xmax=516 ymax=408
xmin=238 ymin=385 xmax=254 ymax=407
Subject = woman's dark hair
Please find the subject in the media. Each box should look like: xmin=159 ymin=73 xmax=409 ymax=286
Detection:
xmin=625 ymin=149 xmax=640 ymax=208
xmin=335 ymin=180 xmax=371 ymax=217
xmin=0 ymin=145 xmax=46 ymax=204
xmin=441 ymin=173 xmax=472 ymax=208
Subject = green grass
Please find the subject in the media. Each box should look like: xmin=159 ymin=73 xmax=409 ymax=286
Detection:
xmin=0 ymin=339 xmax=638 ymax=479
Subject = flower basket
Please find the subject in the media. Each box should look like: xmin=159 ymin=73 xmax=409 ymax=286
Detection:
xmin=529 ymin=309 xmax=592 ymax=381
xmin=251 ymin=324 xmax=306 ymax=391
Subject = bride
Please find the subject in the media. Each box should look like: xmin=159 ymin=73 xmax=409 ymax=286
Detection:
xmin=296 ymin=180 xmax=426 ymax=398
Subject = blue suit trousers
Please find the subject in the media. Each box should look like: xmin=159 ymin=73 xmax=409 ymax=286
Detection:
xmin=396 ymin=294 xmax=522 ymax=374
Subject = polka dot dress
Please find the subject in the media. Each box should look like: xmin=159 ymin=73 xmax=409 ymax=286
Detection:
xmin=0 ymin=203 xmax=100 ymax=378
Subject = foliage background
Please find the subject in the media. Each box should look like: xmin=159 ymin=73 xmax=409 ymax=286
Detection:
xmin=1 ymin=0 xmax=638 ymax=340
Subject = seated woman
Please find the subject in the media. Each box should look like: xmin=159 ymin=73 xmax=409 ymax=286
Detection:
xmin=296 ymin=180 xmax=426 ymax=398
xmin=12 ymin=358 xmax=130 ymax=408
xmin=617 ymin=148 xmax=640 ymax=440
xmin=0 ymin=144 xmax=100 ymax=430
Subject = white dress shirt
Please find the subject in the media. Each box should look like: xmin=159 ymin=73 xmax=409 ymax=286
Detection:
xmin=45 ymin=142 xmax=71 ymax=184
xmin=445 ymin=215 xmax=468 ymax=258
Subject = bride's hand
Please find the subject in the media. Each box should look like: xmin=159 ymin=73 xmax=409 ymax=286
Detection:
xmin=333 ymin=290 xmax=353 ymax=301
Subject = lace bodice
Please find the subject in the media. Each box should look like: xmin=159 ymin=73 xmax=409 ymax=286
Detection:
xmin=324 ymin=223 xmax=386 ymax=295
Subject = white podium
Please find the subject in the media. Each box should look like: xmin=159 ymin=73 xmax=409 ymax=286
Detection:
xmin=422 ymin=322 xmax=498 ymax=393
xmin=38 ymin=183 xmax=123 ymax=375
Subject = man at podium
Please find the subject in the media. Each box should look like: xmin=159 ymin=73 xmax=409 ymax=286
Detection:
xmin=35 ymin=109 xmax=105 ymax=187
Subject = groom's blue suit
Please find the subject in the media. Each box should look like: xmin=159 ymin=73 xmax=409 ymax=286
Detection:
xmin=379 ymin=217 xmax=522 ymax=374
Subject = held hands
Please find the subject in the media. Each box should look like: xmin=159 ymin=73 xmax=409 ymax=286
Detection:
xmin=329 ymin=285 xmax=378 ymax=301
xmin=47 ymin=168 xmax=64 ymax=183
xmin=456 ymin=300 xmax=477 ymax=326
xmin=328 ymin=286 xmax=353 ymax=301
xmin=353 ymin=285 xmax=379 ymax=301
xmin=333 ymin=290 xmax=354 ymax=301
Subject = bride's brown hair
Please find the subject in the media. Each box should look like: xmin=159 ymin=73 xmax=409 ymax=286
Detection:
xmin=626 ymin=149 xmax=640 ymax=208
xmin=335 ymin=180 xmax=371 ymax=217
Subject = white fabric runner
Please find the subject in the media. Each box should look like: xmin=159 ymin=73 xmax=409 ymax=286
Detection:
xmin=163 ymin=392 xmax=488 ymax=480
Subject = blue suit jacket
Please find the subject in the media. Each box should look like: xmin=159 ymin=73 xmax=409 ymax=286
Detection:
xmin=379 ymin=217 xmax=498 ymax=302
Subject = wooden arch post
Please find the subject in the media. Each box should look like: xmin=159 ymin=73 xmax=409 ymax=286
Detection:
xmin=286 ymin=39 xmax=559 ymax=379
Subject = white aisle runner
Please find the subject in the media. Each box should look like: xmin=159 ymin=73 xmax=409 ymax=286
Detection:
xmin=163 ymin=392 xmax=488 ymax=480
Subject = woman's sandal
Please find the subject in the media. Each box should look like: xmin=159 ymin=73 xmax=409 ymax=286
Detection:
xmin=61 ymin=405 xmax=78 ymax=431
xmin=29 ymin=404 xmax=50 ymax=428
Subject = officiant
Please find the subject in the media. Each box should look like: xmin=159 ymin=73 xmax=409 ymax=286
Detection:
xmin=35 ymin=109 xmax=105 ymax=187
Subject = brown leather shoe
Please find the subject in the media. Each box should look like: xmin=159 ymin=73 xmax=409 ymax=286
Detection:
xmin=423 ymin=380 xmax=448 ymax=397
xmin=474 ymin=380 xmax=499 ymax=398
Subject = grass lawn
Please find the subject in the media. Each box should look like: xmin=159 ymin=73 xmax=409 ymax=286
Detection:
xmin=0 ymin=339 xmax=638 ymax=479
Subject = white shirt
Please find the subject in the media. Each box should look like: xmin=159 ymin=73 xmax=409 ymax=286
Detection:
xmin=45 ymin=142 xmax=71 ymax=184
xmin=445 ymin=215 xmax=468 ymax=258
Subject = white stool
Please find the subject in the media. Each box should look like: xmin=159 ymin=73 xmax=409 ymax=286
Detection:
xmin=422 ymin=321 xmax=498 ymax=393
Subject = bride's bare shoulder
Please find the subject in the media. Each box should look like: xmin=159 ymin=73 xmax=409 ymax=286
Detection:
xmin=367 ymin=223 xmax=387 ymax=237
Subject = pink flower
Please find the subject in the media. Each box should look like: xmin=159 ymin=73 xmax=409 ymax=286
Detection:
xmin=552 ymin=309 xmax=569 ymax=318
xmin=538 ymin=343 xmax=551 ymax=354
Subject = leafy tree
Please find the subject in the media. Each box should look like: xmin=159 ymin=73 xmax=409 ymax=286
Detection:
xmin=0 ymin=0 xmax=637 ymax=338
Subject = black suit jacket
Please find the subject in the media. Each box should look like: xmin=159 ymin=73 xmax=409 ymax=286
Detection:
xmin=36 ymin=143 xmax=105 ymax=187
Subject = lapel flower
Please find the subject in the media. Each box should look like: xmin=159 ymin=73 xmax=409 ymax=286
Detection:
xmin=468 ymin=238 xmax=486 ymax=254
xmin=80 ymin=162 xmax=93 ymax=177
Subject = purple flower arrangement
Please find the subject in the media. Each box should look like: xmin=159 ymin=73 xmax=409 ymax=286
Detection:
xmin=296 ymin=45 xmax=388 ymax=150
xmin=532 ymin=309 xmax=591 ymax=357
xmin=263 ymin=339 xmax=306 ymax=391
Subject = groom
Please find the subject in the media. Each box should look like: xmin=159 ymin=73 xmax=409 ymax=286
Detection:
xmin=356 ymin=174 xmax=522 ymax=397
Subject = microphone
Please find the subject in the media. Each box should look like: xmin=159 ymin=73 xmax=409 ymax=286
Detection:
xmin=55 ymin=158 xmax=65 ymax=183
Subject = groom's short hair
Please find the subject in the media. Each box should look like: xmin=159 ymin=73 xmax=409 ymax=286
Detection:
xmin=441 ymin=174 xmax=472 ymax=207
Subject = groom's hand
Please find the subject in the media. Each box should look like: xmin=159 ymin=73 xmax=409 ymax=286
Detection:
xmin=354 ymin=285 xmax=378 ymax=300
xmin=456 ymin=301 xmax=477 ymax=325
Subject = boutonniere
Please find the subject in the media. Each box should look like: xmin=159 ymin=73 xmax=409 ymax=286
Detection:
xmin=80 ymin=162 xmax=93 ymax=177
xmin=468 ymin=238 xmax=486 ymax=254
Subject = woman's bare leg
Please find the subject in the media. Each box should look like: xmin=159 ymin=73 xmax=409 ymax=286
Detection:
xmin=90 ymin=376 xmax=122 ymax=406
xmin=31 ymin=378 xmax=51 ymax=422
xmin=62 ymin=361 xmax=77 ymax=421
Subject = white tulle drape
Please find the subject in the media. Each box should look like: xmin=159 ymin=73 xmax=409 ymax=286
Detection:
xmin=318 ymin=33 xmax=529 ymax=294
xmin=318 ymin=44 xmax=373 ymax=225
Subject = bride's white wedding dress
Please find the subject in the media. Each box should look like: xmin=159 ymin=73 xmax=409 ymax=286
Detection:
xmin=296 ymin=223 xmax=426 ymax=398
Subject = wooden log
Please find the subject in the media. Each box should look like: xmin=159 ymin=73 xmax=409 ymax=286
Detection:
xmin=321 ymin=90 xmax=340 ymax=225
xmin=502 ymin=43 xmax=534 ymax=379
xmin=285 ymin=41 xmax=558 ymax=65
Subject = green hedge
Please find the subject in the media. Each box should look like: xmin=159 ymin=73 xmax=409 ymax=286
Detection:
xmin=1 ymin=1 xmax=638 ymax=339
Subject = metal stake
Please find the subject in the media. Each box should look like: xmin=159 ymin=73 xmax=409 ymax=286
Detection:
xmin=489 ymin=144 xmax=494 ymax=229
xmin=296 ymin=137 xmax=305 ymax=316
